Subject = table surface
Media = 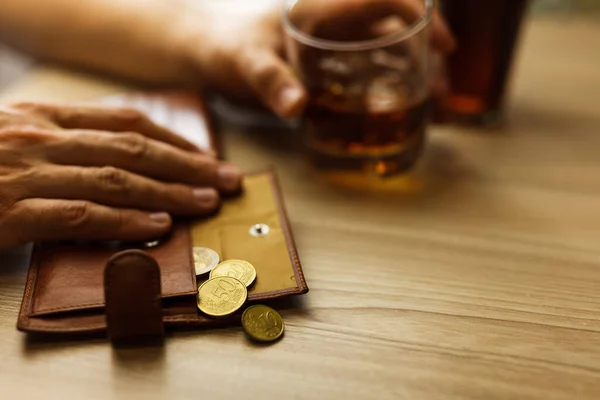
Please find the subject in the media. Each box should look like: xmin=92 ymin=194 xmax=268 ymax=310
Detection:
xmin=1 ymin=15 xmax=600 ymax=400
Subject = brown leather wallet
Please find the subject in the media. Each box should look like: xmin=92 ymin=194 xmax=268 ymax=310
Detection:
xmin=16 ymin=92 xmax=308 ymax=339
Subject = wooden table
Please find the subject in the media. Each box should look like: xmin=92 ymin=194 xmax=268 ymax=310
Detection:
xmin=1 ymin=16 xmax=600 ymax=400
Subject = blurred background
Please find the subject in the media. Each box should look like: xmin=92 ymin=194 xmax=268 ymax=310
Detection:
xmin=533 ymin=0 xmax=600 ymax=12
xmin=0 ymin=0 xmax=598 ymax=92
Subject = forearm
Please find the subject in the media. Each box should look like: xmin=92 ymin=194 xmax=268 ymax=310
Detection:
xmin=0 ymin=0 xmax=201 ymax=85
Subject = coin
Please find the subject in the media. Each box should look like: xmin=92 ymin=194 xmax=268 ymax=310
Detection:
xmin=241 ymin=305 xmax=285 ymax=342
xmin=210 ymin=259 xmax=257 ymax=288
xmin=197 ymin=276 xmax=247 ymax=317
xmin=193 ymin=247 xmax=220 ymax=275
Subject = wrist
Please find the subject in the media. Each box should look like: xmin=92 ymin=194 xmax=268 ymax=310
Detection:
xmin=170 ymin=1 xmax=222 ymax=88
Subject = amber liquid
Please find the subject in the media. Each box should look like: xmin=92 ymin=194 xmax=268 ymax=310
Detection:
xmin=305 ymin=95 xmax=431 ymax=177
xmin=440 ymin=0 xmax=530 ymax=125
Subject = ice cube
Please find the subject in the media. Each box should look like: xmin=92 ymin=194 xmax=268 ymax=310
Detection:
xmin=318 ymin=52 xmax=369 ymax=76
xmin=366 ymin=74 xmax=408 ymax=114
xmin=370 ymin=50 xmax=411 ymax=72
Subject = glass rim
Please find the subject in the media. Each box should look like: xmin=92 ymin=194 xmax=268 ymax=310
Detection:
xmin=282 ymin=0 xmax=434 ymax=51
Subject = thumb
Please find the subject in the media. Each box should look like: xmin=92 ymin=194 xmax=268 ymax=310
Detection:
xmin=237 ymin=48 xmax=308 ymax=118
xmin=431 ymin=9 xmax=456 ymax=54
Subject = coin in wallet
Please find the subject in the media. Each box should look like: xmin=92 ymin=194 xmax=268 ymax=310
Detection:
xmin=197 ymin=276 xmax=247 ymax=317
xmin=210 ymin=259 xmax=257 ymax=288
xmin=193 ymin=247 xmax=220 ymax=276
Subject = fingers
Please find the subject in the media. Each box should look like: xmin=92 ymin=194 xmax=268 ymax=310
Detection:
xmin=39 ymin=129 xmax=242 ymax=194
xmin=289 ymin=0 xmax=455 ymax=53
xmin=17 ymin=165 xmax=220 ymax=216
xmin=374 ymin=0 xmax=455 ymax=53
xmin=11 ymin=102 xmax=203 ymax=153
xmin=237 ymin=48 xmax=308 ymax=118
xmin=429 ymin=52 xmax=450 ymax=100
xmin=430 ymin=9 xmax=456 ymax=53
xmin=7 ymin=199 xmax=173 ymax=244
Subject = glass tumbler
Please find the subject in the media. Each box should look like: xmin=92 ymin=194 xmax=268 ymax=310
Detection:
xmin=283 ymin=0 xmax=435 ymax=177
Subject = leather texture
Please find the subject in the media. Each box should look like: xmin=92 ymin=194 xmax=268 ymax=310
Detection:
xmin=16 ymin=91 xmax=308 ymax=336
xmin=105 ymin=250 xmax=165 ymax=343
xmin=28 ymin=223 xmax=195 ymax=317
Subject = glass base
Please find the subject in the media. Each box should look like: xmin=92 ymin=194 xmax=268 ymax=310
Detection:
xmin=307 ymin=132 xmax=426 ymax=186
xmin=434 ymin=96 xmax=505 ymax=128
xmin=309 ymin=152 xmax=419 ymax=178
xmin=307 ymin=153 xmax=428 ymax=193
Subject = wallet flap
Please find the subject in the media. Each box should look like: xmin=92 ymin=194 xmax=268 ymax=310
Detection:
xmin=28 ymin=223 xmax=196 ymax=316
xmin=193 ymin=171 xmax=308 ymax=300
xmin=105 ymin=250 xmax=165 ymax=342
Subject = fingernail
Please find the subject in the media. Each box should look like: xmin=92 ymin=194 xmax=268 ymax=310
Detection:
xmin=217 ymin=164 xmax=242 ymax=192
xmin=149 ymin=212 xmax=171 ymax=225
xmin=193 ymin=188 xmax=219 ymax=208
xmin=276 ymin=86 xmax=306 ymax=118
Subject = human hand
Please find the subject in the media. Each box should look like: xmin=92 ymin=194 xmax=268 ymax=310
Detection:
xmin=0 ymin=102 xmax=241 ymax=250
xmin=177 ymin=0 xmax=455 ymax=118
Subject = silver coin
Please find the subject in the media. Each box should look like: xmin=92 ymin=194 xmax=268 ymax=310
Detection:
xmin=192 ymin=247 xmax=220 ymax=276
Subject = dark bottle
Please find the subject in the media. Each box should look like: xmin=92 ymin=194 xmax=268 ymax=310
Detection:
xmin=438 ymin=0 xmax=531 ymax=126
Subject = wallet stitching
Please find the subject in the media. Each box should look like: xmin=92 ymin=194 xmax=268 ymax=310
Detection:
xmin=248 ymin=287 xmax=301 ymax=300
xmin=18 ymin=323 xmax=107 ymax=333
xmin=28 ymin=222 xmax=196 ymax=315
xmin=17 ymin=244 xmax=43 ymax=329
xmin=268 ymin=170 xmax=308 ymax=292
xmin=165 ymin=316 xmax=208 ymax=323
xmin=30 ymin=290 xmax=195 ymax=314
xmin=184 ymin=223 xmax=197 ymax=297
xmin=22 ymin=290 xmax=301 ymax=332
xmin=29 ymin=289 xmax=197 ymax=315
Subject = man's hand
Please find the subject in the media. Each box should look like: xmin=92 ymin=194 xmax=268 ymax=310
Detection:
xmin=178 ymin=0 xmax=455 ymax=119
xmin=0 ymin=103 xmax=242 ymax=250
xmin=0 ymin=0 xmax=454 ymax=120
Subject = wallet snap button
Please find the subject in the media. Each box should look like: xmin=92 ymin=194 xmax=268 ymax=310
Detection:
xmin=249 ymin=223 xmax=270 ymax=237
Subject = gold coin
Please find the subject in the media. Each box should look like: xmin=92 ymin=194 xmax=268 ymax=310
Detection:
xmin=210 ymin=259 xmax=257 ymax=288
xmin=192 ymin=247 xmax=220 ymax=275
xmin=241 ymin=305 xmax=285 ymax=343
xmin=197 ymin=276 xmax=247 ymax=317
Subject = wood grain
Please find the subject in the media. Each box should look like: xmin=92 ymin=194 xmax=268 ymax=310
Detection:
xmin=1 ymin=16 xmax=600 ymax=400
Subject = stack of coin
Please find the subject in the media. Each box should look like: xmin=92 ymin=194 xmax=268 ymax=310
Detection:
xmin=194 ymin=250 xmax=284 ymax=343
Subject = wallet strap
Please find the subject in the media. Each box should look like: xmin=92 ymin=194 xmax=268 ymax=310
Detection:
xmin=104 ymin=250 xmax=165 ymax=344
